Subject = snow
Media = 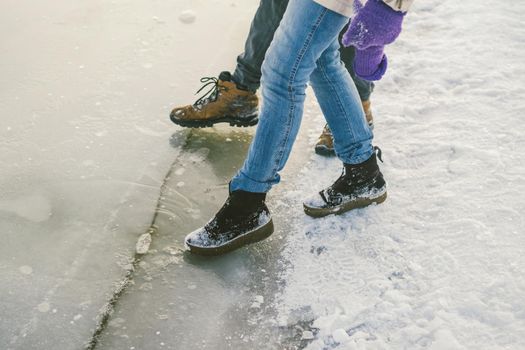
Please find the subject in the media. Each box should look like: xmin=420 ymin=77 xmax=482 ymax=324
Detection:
xmin=135 ymin=232 xmax=153 ymax=255
xmin=273 ymin=1 xmax=525 ymax=349
xmin=1 ymin=0 xmax=524 ymax=349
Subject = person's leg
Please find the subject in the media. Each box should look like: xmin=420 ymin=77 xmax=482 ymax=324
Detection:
xmin=314 ymin=25 xmax=376 ymax=156
xmin=185 ymin=0 xmax=385 ymax=255
xmin=230 ymin=0 xmax=361 ymax=193
xmin=170 ymin=0 xmax=288 ymax=128
xmin=232 ymin=0 xmax=289 ymax=92
xmin=305 ymin=39 xmax=386 ymax=217
xmin=186 ymin=0 xmax=351 ymax=255
xmin=310 ymin=39 xmax=373 ymax=164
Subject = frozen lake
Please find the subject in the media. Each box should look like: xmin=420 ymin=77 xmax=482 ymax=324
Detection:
xmin=2 ymin=0 xmax=525 ymax=349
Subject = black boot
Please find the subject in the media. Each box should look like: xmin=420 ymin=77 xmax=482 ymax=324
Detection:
xmin=185 ymin=190 xmax=274 ymax=255
xmin=303 ymin=151 xmax=387 ymax=218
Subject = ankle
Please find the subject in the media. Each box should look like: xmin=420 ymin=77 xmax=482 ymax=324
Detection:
xmin=230 ymin=75 xmax=255 ymax=93
xmin=230 ymin=190 xmax=266 ymax=203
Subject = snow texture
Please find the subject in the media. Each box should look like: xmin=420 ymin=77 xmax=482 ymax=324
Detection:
xmin=273 ymin=1 xmax=525 ymax=349
xmin=185 ymin=210 xmax=271 ymax=248
xmin=136 ymin=232 xmax=152 ymax=255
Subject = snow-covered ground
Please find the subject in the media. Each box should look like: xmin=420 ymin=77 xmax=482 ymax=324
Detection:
xmin=1 ymin=0 xmax=524 ymax=349
xmin=275 ymin=1 xmax=525 ymax=349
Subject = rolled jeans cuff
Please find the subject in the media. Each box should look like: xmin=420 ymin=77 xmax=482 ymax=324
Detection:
xmin=230 ymin=171 xmax=274 ymax=193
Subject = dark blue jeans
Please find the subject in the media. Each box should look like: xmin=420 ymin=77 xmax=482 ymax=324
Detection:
xmin=232 ymin=0 xmax=374 ymax=101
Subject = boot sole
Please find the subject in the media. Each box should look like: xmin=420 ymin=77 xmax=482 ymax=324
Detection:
xmin=303 ymin=192 xmax=387 ymax=218
xmin=170 ymin=114 xmax=259 ymax=128
xmin=185 ymin=219 xmax=274 ymax=256
xmin=314 ymin=145 xmax=336 ymax=157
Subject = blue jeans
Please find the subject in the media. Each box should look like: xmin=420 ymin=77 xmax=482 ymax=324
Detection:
xmin=232 ymin=0 xmax=374 ymax=101
xmin=230 ymin=0 xmax=374 ymax=193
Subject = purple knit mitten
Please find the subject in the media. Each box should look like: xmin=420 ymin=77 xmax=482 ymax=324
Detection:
xmin=342 ymin=0 xmax=405 ymax=81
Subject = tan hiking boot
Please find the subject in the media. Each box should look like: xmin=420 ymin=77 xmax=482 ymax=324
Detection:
xmin=362 ymin=99 xmax=374 ymax=128
xmin=170 ymin=71 xmax=259 ymax=128
xmin=314 ymin=124 xmax=335 ymax=156
xmin=314 ymin=100 xmax=374 ymax=156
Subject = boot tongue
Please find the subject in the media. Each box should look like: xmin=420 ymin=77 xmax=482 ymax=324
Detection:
xmin=219 ymin=71 xmax=253 ymax=92
xmin=218 ymin=71 xmax=232 ymax=82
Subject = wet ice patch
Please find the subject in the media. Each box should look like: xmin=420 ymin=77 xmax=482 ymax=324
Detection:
xmin=133 ymin=124 xmax=168 ymax=137
xmin=108 ymin=317 xmax=126 ymax=328
xmin=178 ymin=10 xmax=196 ymax=24
xmin=37 ymin=302 xmax=51 ymax=313
xmin=139 ymin=282 xmax=153 ymax=291
xmin=185 ymin=208 xmax=201 ymax=219
xmin=189 ymin=148 xmax=210 ymax=162
xmin=0 ymin=194 xmax=52 ymax=222
xmin=19 ymin=265 xmax=33 ymax=275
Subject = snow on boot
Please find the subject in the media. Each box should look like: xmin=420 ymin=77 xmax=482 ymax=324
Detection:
xmin=303 ymin=151 xmax=387 ymax=217
xmin=170 ymin=71 xmax=259 ymax=128
xmin=185 ymin=190 xmax=273 ymax=256
xmin=314 ymin=101 xmax=374 ymax=157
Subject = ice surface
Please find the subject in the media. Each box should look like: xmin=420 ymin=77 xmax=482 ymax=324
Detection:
xmin=0 ymin=194 xmax=52 ymax=222
xmin=0 ymin=0 xmax=255 ymax=348
xmin=94 ymin=126 xmax=312 ymax=349
xmin=179 ymin=10 xmax=197 ymax=24
xmin=2 ymin=0 xmax=525 ymax=349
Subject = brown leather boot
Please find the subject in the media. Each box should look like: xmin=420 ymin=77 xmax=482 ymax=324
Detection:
xmin=314 ymin=100 xmax=374 ymax=157
xmin=170 ymin=71 xmax=259 ymax=128
xmin=362 ymin=100 xmax=374 ymax=128
xmin=314 ymin=124 xmax=335 ymax=157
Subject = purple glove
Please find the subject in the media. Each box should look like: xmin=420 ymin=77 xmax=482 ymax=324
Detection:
xmin=342 ymin=0 xmax=405 ymax=81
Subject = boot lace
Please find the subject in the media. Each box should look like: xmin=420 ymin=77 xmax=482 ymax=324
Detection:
xmin=374 ymin=146 xmax=383 ymax=163
xmin=193 ymin=77 xmax=225 ymax=107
